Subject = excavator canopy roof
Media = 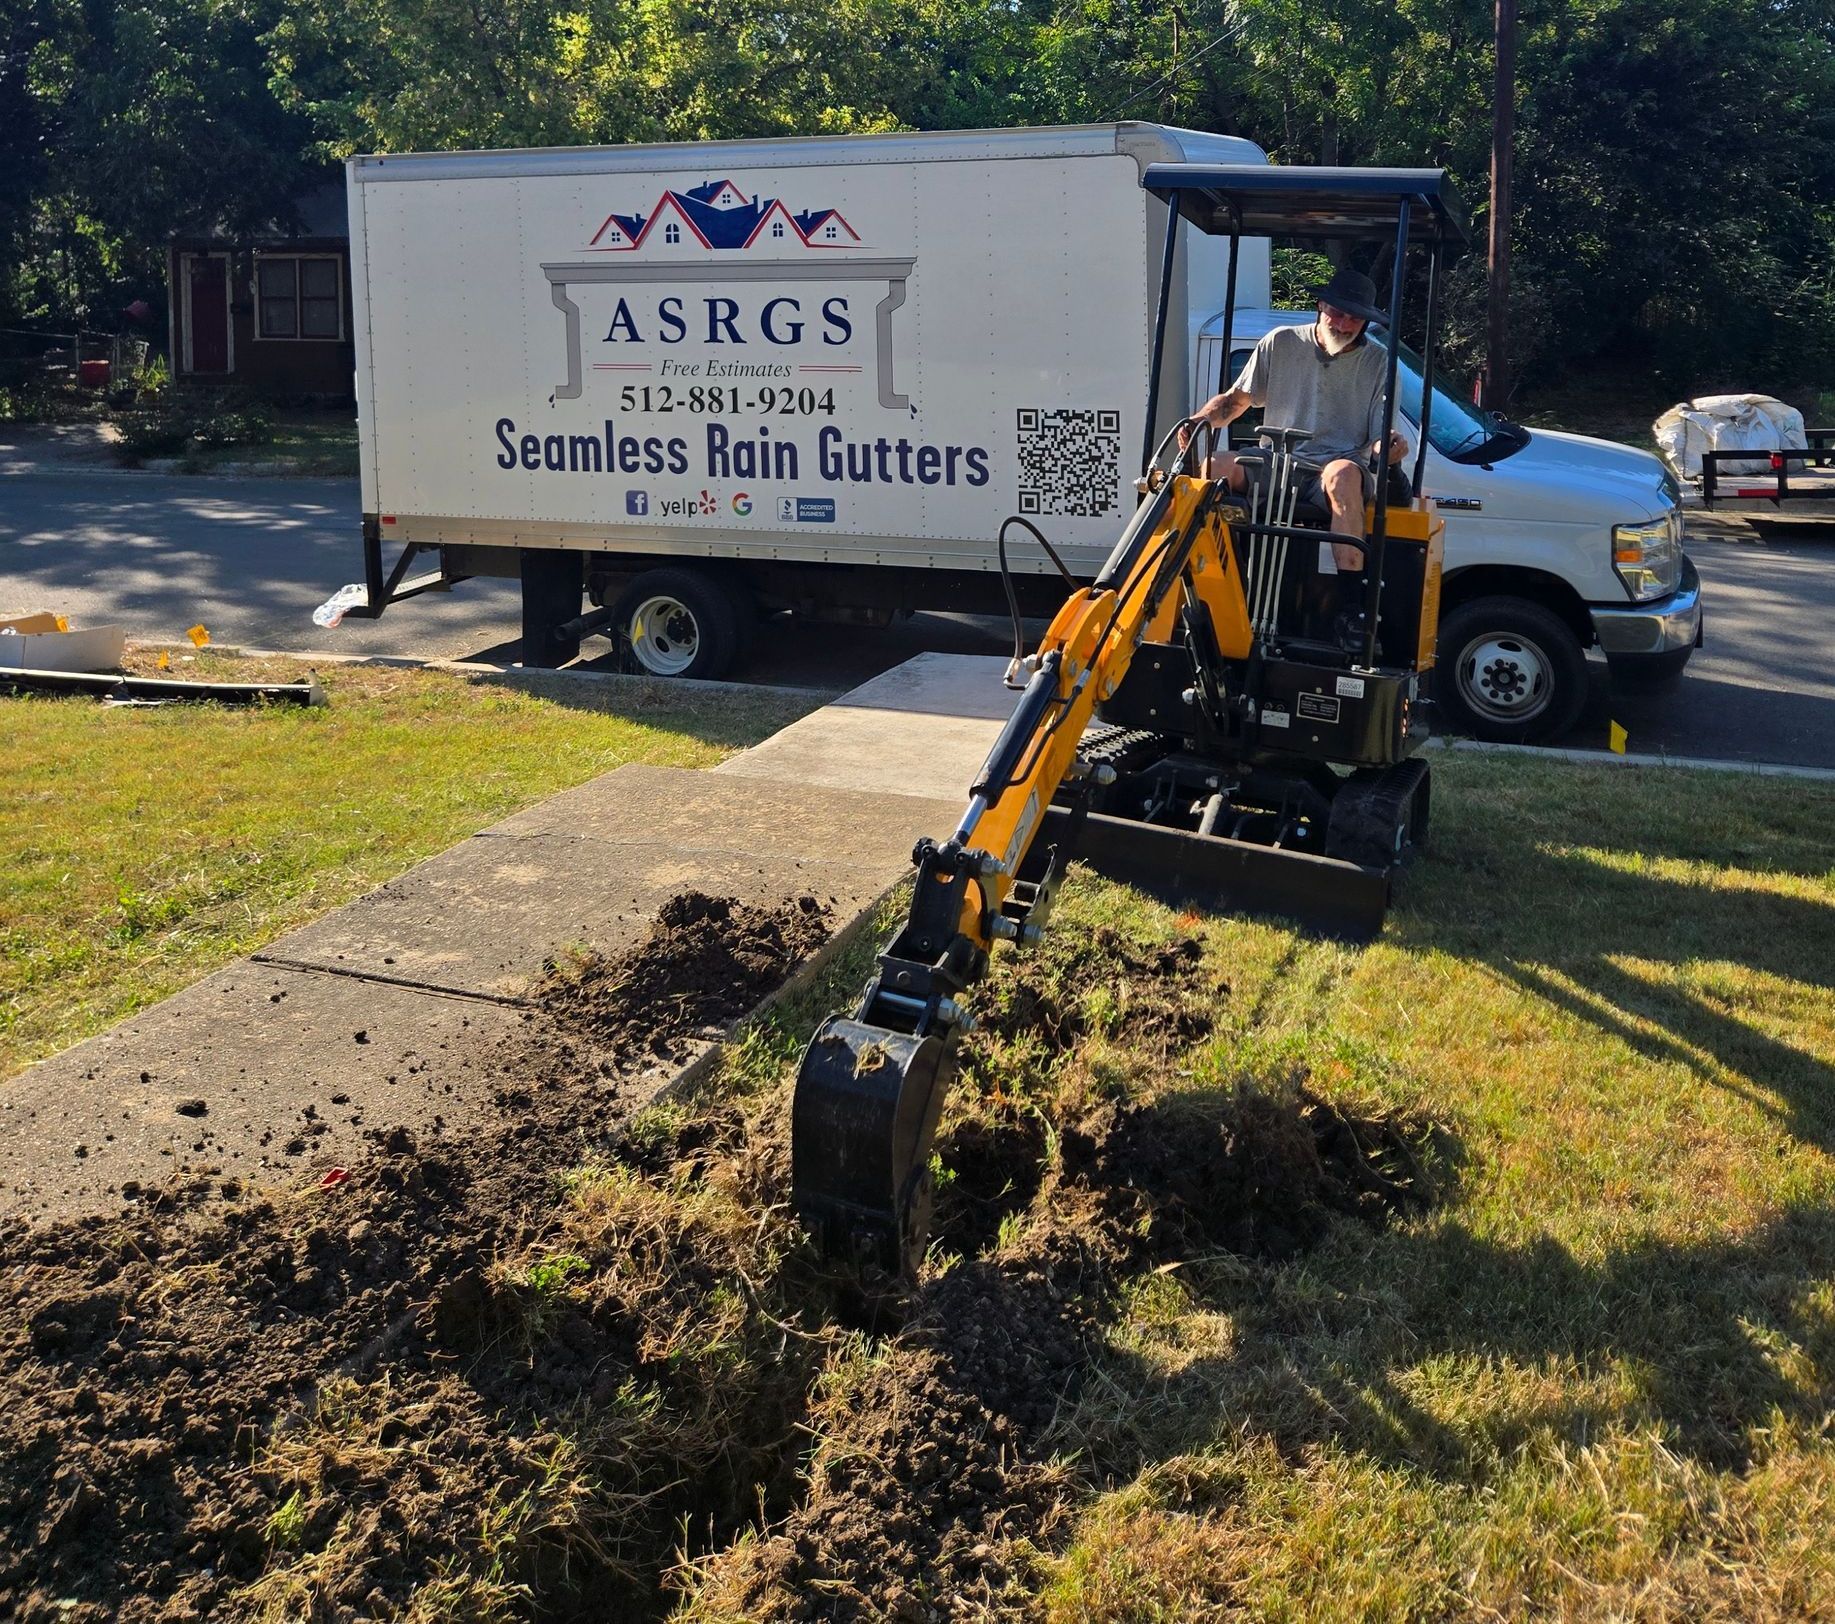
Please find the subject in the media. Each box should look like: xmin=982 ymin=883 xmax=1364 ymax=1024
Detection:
xmin=1142 ymin=163 xmax=1470 ymax=250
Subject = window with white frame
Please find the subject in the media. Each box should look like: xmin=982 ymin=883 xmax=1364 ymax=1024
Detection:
xmin=664 ymin=222 xmax=681 ymax=244
xmin=256 ymin=255 xmax=343 ymax=340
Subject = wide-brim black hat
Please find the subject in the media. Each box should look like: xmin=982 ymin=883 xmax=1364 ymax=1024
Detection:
xmin=1309 ymin=267 xmax=1388 ymax=327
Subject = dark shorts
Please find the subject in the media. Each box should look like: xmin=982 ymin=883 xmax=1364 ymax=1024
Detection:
xmin=1227 ymin=455 xmax=1373 ymax=511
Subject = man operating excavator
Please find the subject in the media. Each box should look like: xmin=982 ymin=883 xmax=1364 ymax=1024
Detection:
xmin=1181 ymin=267 xmax=1409 ymax=608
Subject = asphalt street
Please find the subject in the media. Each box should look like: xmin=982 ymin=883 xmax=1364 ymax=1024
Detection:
xmin=2 ymin=462 xmax=1831 ymax=769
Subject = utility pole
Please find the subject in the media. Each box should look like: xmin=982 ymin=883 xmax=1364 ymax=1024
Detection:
xmin=1484 ymin=0 xmax=1516 ymax=410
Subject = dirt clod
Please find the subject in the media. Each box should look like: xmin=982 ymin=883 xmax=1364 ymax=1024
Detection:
xmin=536 ymin=891 xmax=831 ymax=1065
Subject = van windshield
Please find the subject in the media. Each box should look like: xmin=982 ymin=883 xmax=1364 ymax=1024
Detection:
xmin=1227 ymin=329 xmax=1528 ymax=465
xmin=1375 ymin=333 xmax=1528 ymax=464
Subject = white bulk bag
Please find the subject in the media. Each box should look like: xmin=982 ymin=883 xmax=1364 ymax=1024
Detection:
xmin=1653 ymin=393 xmax=1806 ymax=479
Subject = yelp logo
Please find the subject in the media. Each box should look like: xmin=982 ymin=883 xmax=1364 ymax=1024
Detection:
xmin=732 ymin=492 xmax=753 ymax=516
xmin=697 ymin=489 xmax=717 ymax=516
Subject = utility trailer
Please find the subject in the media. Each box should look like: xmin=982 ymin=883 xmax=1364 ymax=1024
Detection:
xmin=339 ymin=123 xmax=1271 ymax=670
xmin=1691 ymin=432 xmax=1835 ymax=539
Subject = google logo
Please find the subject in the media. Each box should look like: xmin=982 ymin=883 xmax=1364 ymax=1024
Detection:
xmin=732 ymin=492 xmax=753 ymax=516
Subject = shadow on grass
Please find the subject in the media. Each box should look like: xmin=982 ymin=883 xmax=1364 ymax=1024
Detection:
xmin=463 ymin=667 xmax=823 ymax=753
xmin=1101 ymin=1200 xmax=1835 ymax=1482
xmin=1390 ymin=781 xmax=1835 ymax=1151
xmin=1073 ymin=772 xmax=1835 ymax=1484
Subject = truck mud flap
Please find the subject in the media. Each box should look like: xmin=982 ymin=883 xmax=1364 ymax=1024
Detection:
xmin=1042 ymin=803 xmax=1391 ymax=942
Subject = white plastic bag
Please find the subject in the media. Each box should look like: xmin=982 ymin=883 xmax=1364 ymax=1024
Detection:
xmin=312 ymin=582 xmax=368 ymax=629
xmin=1653 ymin=393 xmax=1806 ymax=480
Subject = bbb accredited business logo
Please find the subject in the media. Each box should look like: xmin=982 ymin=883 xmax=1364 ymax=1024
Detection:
xmin=625 ymin=490 xmax=649 ymax=516
xmin=777 ymin=496 xmax=837 ymax=524
xmin=732 ymin=492 xmax=753 ymax=516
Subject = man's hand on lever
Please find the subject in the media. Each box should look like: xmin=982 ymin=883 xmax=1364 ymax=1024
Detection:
xmin=1178 ymin=391 xmax=1240 ymax=453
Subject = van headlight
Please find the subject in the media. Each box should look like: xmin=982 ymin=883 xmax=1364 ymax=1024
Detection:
xmin=1613 ymin=512 xmax=1683 ymax=601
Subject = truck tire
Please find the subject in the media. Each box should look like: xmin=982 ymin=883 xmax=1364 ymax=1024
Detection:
xmin=1436 ymin=596 xmax=1588 ymax=744
xmin=612 ymin=568 xmax=743 ymax=680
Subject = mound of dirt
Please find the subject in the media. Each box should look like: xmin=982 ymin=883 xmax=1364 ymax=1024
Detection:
xmin=688 ymin=1341 xmax=1073 ymax=1622
xmin=0 ymin=892 xmax=834 ymax=1624
xmin=970 ymin=926 xmax=1225 ymax=1054
xmin=537 ymin=891 xmax=831 ymax=1064
xmin=1060 ymin=1085 xmax=1440 ymax=1262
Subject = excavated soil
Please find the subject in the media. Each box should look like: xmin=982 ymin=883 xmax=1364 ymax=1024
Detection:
xmin=2 ymin=893 xmax=1447 ymax=1623
xmin=0 ymin=893 xmax=832 ymax=1624
xmin=536 ymin=891 xmax=832 ymax=1065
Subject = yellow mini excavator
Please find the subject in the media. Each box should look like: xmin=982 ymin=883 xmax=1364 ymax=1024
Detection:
xmin=792 ymin=164 xmax=1470 ymax=1275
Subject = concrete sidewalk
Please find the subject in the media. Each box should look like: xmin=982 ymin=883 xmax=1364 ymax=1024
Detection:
xmin=2 ymin=653 xmax=1011 ymax=1223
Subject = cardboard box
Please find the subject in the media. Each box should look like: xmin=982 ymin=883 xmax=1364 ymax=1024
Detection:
xmin=0 ymin=613 xmax=127 ymax=673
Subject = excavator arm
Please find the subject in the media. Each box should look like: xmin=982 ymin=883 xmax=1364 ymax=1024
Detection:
xmin=791 ymin=465 xmax=1249 ymax=1275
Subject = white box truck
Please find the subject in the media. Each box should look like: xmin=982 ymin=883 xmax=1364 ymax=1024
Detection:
xmin=344 ymin=121 xmax=1700 ymax=742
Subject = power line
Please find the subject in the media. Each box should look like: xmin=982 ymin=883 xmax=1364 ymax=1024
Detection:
xmin=1098 ymin=16 xmax=1247 ymax=124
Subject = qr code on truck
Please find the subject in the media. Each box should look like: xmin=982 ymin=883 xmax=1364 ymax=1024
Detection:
xmin=1017 ymin=407 xmax=1122 ymax=518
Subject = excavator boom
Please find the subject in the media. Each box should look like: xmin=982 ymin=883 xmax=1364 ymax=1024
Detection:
xmin=791 ymin=471 xmax=1244 ymax=1274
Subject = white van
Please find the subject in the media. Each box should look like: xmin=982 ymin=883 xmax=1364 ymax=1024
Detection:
xmin=344 ymin=122 xmax=1699 ymax=743
xmin=1199 ymin=311 xmax=1700 ymax=741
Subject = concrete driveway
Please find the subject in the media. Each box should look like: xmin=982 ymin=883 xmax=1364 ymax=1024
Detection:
xmin=3 ymin=451 xmax=1831 ymax=768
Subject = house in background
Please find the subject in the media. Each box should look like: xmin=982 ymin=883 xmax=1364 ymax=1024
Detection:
xmin=166 ymin=183 xmax=354 ymax=399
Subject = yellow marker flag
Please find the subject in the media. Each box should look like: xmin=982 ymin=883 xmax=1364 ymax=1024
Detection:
xmin=156 ymin=649 xmax=170 ymax=670
xmin=187 ymin=624 xmax=210 ymax=648
xmin=1608 ymin=720 xmax=1629 ymax=755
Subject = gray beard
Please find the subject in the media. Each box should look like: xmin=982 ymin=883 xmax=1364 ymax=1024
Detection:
xmin=1318 ymin=321 xmax=1359 ymax=356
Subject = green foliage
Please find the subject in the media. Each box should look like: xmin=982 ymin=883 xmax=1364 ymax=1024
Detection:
xmin=521 ymin=1253 xmax=590 ymax=1296
xmin=1270 ymin=247 xmax=1335 ymax=311
xmin=8 ymin=0 xmax=1834 ymax=395
xmin=116 ymin=389 xmax=275 ymax=460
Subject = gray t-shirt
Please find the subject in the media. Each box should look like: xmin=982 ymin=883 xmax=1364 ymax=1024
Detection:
xmin=1233 ymin=322 xmax=1390 ymax=465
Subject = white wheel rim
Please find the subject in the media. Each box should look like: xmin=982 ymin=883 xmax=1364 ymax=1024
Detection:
xmin=628 ymin=594 xmax=699 ymax=676
xmin=1457 ymin=632 xmax=1552 ymax=722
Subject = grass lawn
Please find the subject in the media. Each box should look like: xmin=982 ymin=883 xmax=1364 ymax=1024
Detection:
xmin=0 ymin=655 xmax=815 ymax=1081
xmin=672 ymin=751 xmax=1835 ymax=1617
xmin=7 ymin=693 xmax=1833 ymax=1616
xmin=171 ymin=409 xmax=359 ymax=477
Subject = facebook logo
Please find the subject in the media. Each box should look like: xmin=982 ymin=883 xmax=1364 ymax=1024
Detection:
xmin=625 ymin=490 xmax=649 ymax=516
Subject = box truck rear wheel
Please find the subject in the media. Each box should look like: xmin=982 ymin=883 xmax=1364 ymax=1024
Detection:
xmin=1436 ymin=596 xmax=1588 ymax=744
xmin=612 ymin=568 xmax=743 ymax=680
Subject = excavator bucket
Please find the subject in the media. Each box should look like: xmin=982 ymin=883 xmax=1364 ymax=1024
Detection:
xmin=791 ymin=1017 xmax=955 ymax=1278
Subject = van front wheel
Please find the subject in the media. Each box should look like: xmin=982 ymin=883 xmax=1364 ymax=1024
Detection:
xmin=1435 ymin=596 xmax=1588 ymax=744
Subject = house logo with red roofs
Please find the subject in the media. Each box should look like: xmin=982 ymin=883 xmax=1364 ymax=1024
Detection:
xmin=588 ymin=180 xmax=864 ymax=253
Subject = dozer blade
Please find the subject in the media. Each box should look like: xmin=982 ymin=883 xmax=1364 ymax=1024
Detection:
xmin=1043 ymin=804 xmax=1392 ymax=941
xmin=791 ymin=1017 xmax=955 ymax=1278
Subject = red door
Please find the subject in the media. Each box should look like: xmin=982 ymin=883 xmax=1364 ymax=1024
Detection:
xmin=187 ymin=256 xmax=229 ymax=373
